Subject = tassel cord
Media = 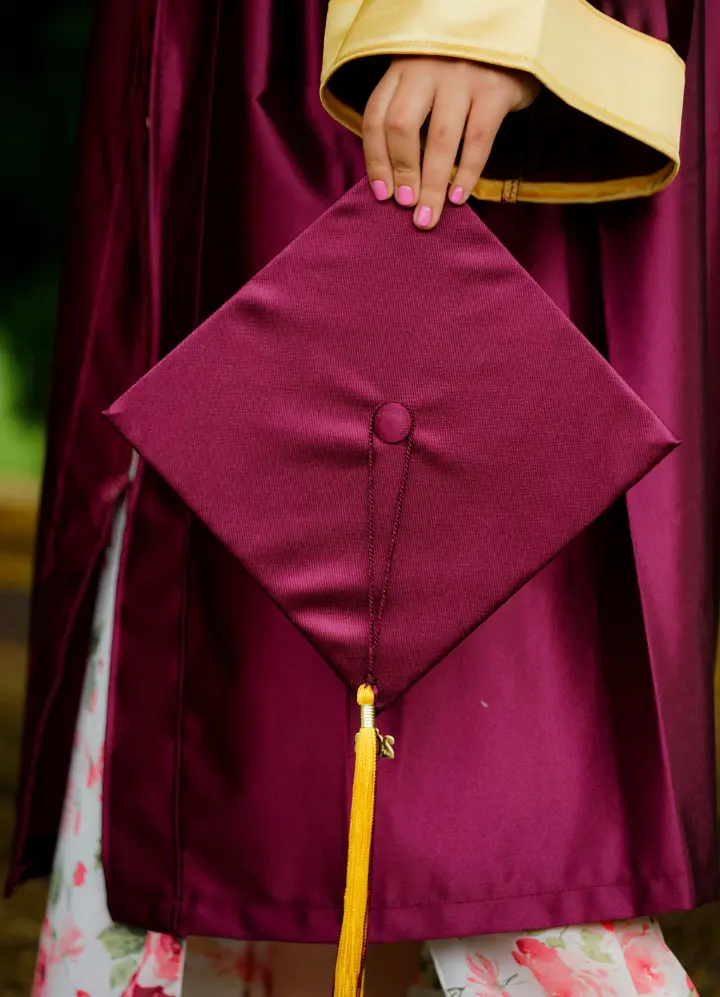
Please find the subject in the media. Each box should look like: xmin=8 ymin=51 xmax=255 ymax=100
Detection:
xmin=333 ymin=686 xmax=377 ymax=997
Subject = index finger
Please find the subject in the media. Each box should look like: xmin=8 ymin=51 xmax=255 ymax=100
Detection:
xmin=363 ymin=71 xmax=401 ymax=201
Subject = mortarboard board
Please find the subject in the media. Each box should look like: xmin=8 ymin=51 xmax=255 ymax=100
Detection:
xmin=106 ymin=180 xmax=676 ymax=996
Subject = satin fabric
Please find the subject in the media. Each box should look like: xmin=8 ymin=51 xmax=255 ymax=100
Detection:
xmin=107 ymin=182 xmax=677 ymax=707
xmin=321 ymin=0 xmax=685 ymax=200
xmin=9 ymin=0 xmax=719 ymax=943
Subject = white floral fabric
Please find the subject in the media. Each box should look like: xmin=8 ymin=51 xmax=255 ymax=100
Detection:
xmin=33 ymin=496 xmax=697 ymax=997
xmin=431 ymin=921 xmax=697 ymax=997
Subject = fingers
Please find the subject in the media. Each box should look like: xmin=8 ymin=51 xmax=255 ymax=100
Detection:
xmin=413 ymin=90 xmax=471 ymax=229
xmin=363 ymin=70 xmax=401 ymax=201
xmin=364 ymin=66 xmax=434 ymax=207
xmin=384 ymin=74 xmax=435 ymax=208
xmin=365 ymin=79 xmax=504 ymax=227
xmin=363 ymin=58 xmax=533 ymax=222
xmin=448 ymin=97 xmax=508 ymax=207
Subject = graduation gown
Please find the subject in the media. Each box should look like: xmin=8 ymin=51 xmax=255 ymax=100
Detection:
xmin=8 ymin=0 xmax=719 ymax=943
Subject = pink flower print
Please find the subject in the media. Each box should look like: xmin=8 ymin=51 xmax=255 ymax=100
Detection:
xmin=73 ymin=805 xmax=82 ymax=837
xmin=620 ymin=939 xmax=667 ymax=994
xmin=85 ymin=742 xmax=104 ymax=791
xmin=32 ymin=929 xmax=50 ymax=997
xmin=258 ymin=946 xmax=275 ymax=992
xmin=57 ymin=922 xmax=84 ymax=960
xmin=513 ymin=938 xmax=606 ymax=997
xmin=73 ymin=862 xmax=87 ymax=887
xmin=88 ymin=687 xmax=98 ymax=714
xmin=34 ymin=918 xmax=88 ymax=996
xmin=615 ymin=922 xmax=669 ymax=995
xmin=466 ymin=953 xmax=515 ymax=997
xmin=188 ymin=940 xmax=258 ymax=983
xmin=686 ymin=973 xmax=699 ymax=995
xmin=231 ymin=948 xmax=256 ymax=985
xmin=148 ymin=934 xmax=183 ymax=982
xmin=77 ymin=991 xmax=91 ymax=996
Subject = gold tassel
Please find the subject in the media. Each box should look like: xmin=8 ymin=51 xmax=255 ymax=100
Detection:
xmin=334 ymin=684 xmax=378 ymax=997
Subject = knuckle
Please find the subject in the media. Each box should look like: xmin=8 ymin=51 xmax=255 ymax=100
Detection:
xmin=362 ymin=108 xmax=384 ymax=135
xmin=392 ymin=160 xmax=418 ymax=178
xmin=427 ymin=125 xmax=453 ymax=153
xmin=386 ymin=112 xmax=414 ymax=138
xmin=463 ymin=126 xmax=489 ymax=150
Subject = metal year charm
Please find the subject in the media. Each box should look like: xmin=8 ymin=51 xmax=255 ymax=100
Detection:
xmin=354 ymin=728 xmax=396 ymax=759
xmin=377 ymin=730 xmax=395 ymax=759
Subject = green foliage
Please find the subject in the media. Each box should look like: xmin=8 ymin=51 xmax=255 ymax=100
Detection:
xmin=544 ymin=936 xmax=567 ymax=949
xmin=109 ymin=957 xmax=141 ymax=990
xmin=0 ymin=336 xmax=44 ymax=477
xmin=97 ymin=924 xmax=146 ymax=959
xmin=579 ymin=927 xmax=614 ymax=964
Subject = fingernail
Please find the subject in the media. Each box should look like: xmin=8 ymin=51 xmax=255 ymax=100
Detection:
xmin=449 ymin=186 xmax=464 ymax=204
xmin=415 ymin=205 xmax=433 ymax=228
xmin=372 ymin=180 xmax=390 ymax=201
xmin=397 ymin=185 xmax=414 ymax=206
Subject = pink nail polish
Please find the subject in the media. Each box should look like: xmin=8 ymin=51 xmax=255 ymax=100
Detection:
xmin=449 ymin=186 xmax=464 ymax=204
xmin=372 ymin=180 xmax=390 ymax=201
xmin=397 ymin=185 xmax=414 ymax=206
xmin=415 ymin=205 xmax=432 ymax=228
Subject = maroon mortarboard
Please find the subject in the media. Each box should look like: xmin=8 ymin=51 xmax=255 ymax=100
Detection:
xmin=106 ymin=180 xmax=676 ymax=995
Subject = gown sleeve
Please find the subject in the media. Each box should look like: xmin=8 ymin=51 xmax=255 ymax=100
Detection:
xmin=320 ymin=0 xmax=693 ymax=203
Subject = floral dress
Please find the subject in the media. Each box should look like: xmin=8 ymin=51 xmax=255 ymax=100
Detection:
xmin=33 ymin=491 xmax=698 ymax=997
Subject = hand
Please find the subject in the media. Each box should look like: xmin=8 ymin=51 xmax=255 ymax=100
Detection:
xmin=363 ymin=57 xmax=539 ymax=229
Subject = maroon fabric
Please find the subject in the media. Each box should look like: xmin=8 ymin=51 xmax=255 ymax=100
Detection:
xmin=108 ymin=183 xmax=675 ymax=708
xmin=8 ymin=0 xmax=719 ymax=944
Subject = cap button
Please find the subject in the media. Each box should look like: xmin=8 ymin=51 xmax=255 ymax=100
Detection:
xmin=374 ymin=402 xmax=412 ymax=444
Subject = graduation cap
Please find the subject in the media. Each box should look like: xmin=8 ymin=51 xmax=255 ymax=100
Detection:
xmin=106 ymin=180 xmax=676 ymax=996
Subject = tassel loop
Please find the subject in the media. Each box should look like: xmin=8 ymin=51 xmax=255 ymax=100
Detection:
xmin=359 ymin=687 xmax=375 ymax=730
xmin=334 ymin=684 xmax=388 ymax=997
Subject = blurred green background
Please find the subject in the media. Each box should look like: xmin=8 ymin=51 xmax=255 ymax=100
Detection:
xmin=0 ymin=0 xmax=91 ymax=481
xmin=0 ymin=3 xmax=719 ymax=995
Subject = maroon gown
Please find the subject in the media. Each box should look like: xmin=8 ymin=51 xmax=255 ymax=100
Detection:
xmin=8 ymin=0 xmax=720 ymax=944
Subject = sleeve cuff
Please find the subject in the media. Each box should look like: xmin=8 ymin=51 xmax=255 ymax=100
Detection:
xmin=320 ymin=0 xmax=685 ymax=203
